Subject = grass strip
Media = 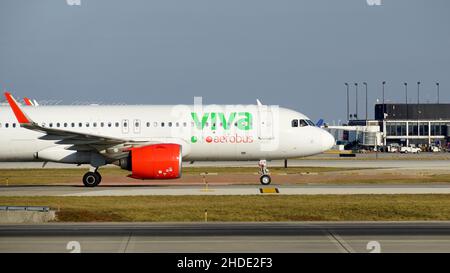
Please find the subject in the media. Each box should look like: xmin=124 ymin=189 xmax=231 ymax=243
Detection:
xmin=1 ymin=195 xmax=450 ymax=222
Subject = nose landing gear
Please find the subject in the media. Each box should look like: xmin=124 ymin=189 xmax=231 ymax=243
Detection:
xmin=82 ymin=167 xmax=102 ymax=187
xmin=258 ymin=160 xmax=271 ymax=185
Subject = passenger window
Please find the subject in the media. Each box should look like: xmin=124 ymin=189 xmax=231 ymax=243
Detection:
xmin=183 ymin=122 xmax=187 ymax=127
xmin=79 ymin=123 xmax=83 ymax=127
xmin=153 ymin=122 xmax=158 ymax=127
xmin=71 ymin=123 xmax=75 ymax=127
xmin=12 ymin=123 xmax=16 ymax=128
xmin=63 ymin=123 xmax=67 ymax=128
xmin=100 ymin=122 xmax=104 ymax=127
xmin=299 ymin=119 xmax=308 ymax=127
xmin=176 ymin=122 xmax=179 ymax=127
xmin=146 ymin=122 xmax=150 ymax=127
xmin=115 ymin=122 xmax=119 ymax=127
xmin=86 ymin=122 xmax=90 ymax=127
xmin=108 ymin=122 xmax=112 ymax=127
xmin=93 ymin=122 xmax=97 ymax=127
xmin=49 ymin=123 xmax=53 ymax=128
xmin=135 ymin=122 xmax=139 ymax=127
xmin=292 ymin=119 xmax=298 ymax=127
xmin=161 ymin=122 xmax=165 ymax=127
xmin=168 ymin=122 xmax=172 ymax=127
xmin=56 ymin=123 xmax=60 ymax=128
xmin=123 ymin=122 xmax=127 ymax=128
xmin=5 ymin=123 xmax=9 ymax=128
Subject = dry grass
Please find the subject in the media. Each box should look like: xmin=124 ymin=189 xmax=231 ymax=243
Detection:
xmin=1 ymin=195 xmax=450 ymax=222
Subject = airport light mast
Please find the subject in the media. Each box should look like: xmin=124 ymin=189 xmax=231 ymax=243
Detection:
xmin=417 ymin=81 xmax=421 ymax=120
xmin=354 ymin=83 xmax=358 ymax=119
xmin=404 ymin=82 xmax=408 ymax=119
xmin=363 ymin=82 xmax=368 ymax=120
xmin=382 ymin=81 xmax=386 ymax=119
xmin=345 ymin=83 xmax=349 ymax=121
xmin=436 ymin=82 xmax=440 ymax=104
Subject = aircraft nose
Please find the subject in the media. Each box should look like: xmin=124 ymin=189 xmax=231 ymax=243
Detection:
xmin=321 ymin=130 xmax=335 ymax=151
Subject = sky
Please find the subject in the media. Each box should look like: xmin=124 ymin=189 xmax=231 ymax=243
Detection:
xmin=0 ymin=0 xmax=449 ymax=123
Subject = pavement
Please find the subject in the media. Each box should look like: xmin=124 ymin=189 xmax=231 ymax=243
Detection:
xmin=1 ymin=157 xmax=450 ymax=170
xmin=1 ymin=222 xmax=450 ymax=253
xmin=2 ymin=184 xmax=450 ymax=196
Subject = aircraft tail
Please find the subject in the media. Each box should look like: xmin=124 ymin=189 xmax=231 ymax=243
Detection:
xmin=316 ymin=119 xmax=324 ymax=127
xmin=23 ymin=97 xmax=33 ymax=106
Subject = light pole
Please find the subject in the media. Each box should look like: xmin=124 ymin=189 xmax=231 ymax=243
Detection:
xmin=436 ymin=82 xmax=440 ymax=104
xmin=355 ymin=83 xmax=358 ymax=119
xmin=363 ymin=82 xmax=368 ymax=120
xmin=345 ymin=83 xmax=349 ymax=121
xmin=382 ymin=81 xmax=386 ymax=119
xmin=417 ymin=81 xmax=421 ymax=121
xmin=404 ymin=82 xmax=408 ymax=119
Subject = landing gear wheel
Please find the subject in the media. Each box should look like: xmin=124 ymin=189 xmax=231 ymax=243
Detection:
xmin=258 ymin=160 xmax=271 ymax=185
xmin=95 ymin=172 xmax=102 ymax=183
xmin=260 ymin=175 xmax=272 ymax=185
xmin=83 ymin=172 xmax=101 ymax=187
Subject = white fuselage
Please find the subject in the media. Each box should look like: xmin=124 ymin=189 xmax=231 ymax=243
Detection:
xmin=0 ymin=104 xmax=334 ymax=163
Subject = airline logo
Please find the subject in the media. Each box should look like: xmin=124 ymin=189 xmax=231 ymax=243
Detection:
xmin=204 ymin=134 xmax=253 ymax=144
xmin=190 ymin=112 xmax=254 ymax=144
xmin=191 ymin=112 xmax=252 ymax=130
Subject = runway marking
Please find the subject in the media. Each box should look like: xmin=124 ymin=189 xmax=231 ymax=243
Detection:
xmin=260 ymin=188 xmax=279 ymax=194
xmin=118 ymin=233 xmax=132 ymax=253
xmin=326 ymin=230 xmax=355 ymax=253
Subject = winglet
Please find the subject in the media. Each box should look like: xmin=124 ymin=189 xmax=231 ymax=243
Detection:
xmin=23 ymin=97 xmax=34 ymax=106
xmin=4 ymin=92 xmax=33 ymax=124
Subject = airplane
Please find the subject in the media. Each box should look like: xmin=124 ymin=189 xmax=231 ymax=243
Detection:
xmin=0 ymin=92 xmax=335 ymax=187
xmin=23 ymin=97 xmax=39 ymax=106
xmin=23 ymin=97 xmax=33 ymax=106
xmin=315 ymin=119 xmax=324 ymax=127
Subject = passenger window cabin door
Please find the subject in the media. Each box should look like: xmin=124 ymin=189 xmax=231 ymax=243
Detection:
xmin=122 ymin=119 xmax=129 ymax=134
xmin=133 ymin=119 xmax=141 ymax=134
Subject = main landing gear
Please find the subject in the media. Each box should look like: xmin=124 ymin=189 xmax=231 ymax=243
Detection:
xmin=82 ymin=167 xmax=102 ymax=187
xmin=258 ymin=160 xmax=271 ymax=185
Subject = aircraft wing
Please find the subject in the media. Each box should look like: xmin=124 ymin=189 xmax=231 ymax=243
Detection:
xmin=4 ymin=92 xmax=148 ymax=156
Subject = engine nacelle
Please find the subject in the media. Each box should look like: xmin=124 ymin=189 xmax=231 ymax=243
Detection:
xmin=120 ymin=144 xmax=182 ymax=179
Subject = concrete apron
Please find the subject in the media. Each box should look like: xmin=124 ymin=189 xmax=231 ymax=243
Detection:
xmin=0 ymin=211 xmax=56 ymax=224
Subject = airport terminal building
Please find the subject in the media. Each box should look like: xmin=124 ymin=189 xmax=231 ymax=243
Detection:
xmin=350 ymin=103 xmax=450 ymax=148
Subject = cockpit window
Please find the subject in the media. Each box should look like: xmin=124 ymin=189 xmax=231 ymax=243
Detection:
xmin=306 ymin=120 xmax=315 ymax=126
xmin=299 ymin=119 xmax=308 ymax=127
xmin=291 ymin=119 xmax=298 ymax=127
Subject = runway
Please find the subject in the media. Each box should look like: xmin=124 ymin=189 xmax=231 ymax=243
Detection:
xmin=2 ymin=184 xmax=450 ymax=196
xmin=1 ymin=222 xmax=450 ymax=253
